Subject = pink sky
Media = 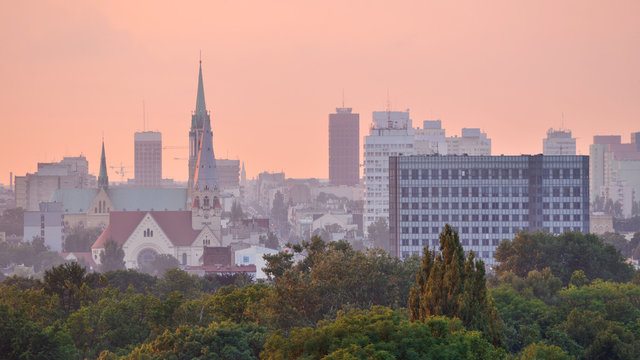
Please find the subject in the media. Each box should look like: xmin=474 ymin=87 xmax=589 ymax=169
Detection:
xmin=1 ymin=0 xmax=639 ymax=183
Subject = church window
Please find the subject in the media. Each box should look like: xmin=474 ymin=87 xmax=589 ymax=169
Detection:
xmin=204 ymin=196 xmax=210 ymax=207
xmin=194 ymin=197 xmax=200 ymax=208
xmin=182 ymin=253 xmax=187 ymax=265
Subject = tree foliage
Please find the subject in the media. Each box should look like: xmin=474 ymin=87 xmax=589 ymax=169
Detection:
xmin=100 ymin=238 xmax=125 ymax=273
xmin=63 ymin=226 xmax=103 ymax=252
xmin=367 ymin=217 xmax=389 ymax=252
xmin=409 ymin=224 xmax=503 ymax=346
xmin=261 ymin=306 xmax=505 ymax=360
xmin=495 ymin=231 xmax=634 ymax=285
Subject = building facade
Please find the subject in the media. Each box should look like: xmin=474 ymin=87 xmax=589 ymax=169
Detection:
xmin=329 ymin=107 xmax=360 ymax=186
xmin=216 ymin=159 xmax=240 ymax=189
xmin=134 ymin=131 xmax=162 ymax=187
xmin=23 ymin=202 xmax=64 ymax=252
xmin=589 ymin=133 xmax=640 ymax=218
xmin=543 ymin=128 xmax=576 ymax=155
xmin=389 ymin=155 xmax=590 ymax=265
xmin=364 ymin=110 xmax=414 ymax=232
xmin=445 ymin=128 xmax=492 ymax=156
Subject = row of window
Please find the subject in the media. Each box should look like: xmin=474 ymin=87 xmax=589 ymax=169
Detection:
xmin=401 ymin=213 xmax=583 ymax=222
xmin=401 ymin=224 xmax=582 ymax=235
xmin=400 ymin=186 xmax=582 ymax=198
xmin=400 ymin=168 xmax=582 ymax=180
xmin=400 ymin=201 xmax=584 ymax=210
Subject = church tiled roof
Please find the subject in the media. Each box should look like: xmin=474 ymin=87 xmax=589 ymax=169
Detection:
xmin=51 ymin=188 xmax=188 ymax=214
xmin=92 ymin=210 xmax=201 ymax=249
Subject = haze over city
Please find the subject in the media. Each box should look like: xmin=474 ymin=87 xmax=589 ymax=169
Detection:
xmin=1 ymin=0 xmax=639 ymax=182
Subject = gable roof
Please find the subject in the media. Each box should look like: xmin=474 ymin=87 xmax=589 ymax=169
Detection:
xmin=51 ymin=188 xmax=187 ymax=214
xmin=92 ymin=211 xmax=201 ymax=249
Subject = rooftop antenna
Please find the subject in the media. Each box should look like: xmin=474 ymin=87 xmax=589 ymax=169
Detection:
xmin=386 ymin=89 xmax=392 ymax=127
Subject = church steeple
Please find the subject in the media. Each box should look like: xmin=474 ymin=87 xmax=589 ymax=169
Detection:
xmin=193 ymin=115 xmax=219 ymax=191
xmin=98 ymin=140 xmax=109 ymax=189
xmin=195 ymin=59 xmax=207 ymax=118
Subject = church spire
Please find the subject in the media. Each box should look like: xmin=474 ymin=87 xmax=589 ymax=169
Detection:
xmin=193 ymin=113 xmax=219 ymax=191
xmin=98 ymin=139 xmax=109 ymax=189
xmin=195 ymin=59 xmax=207 ymax=117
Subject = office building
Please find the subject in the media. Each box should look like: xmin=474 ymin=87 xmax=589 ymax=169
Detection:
xmin=389 ymin=155 xmax=590 ymax=264
xmin=543 ymin=129 xmax=576 ymax=155
xmin=134 ymin=131 xmax=162 ymax=187
xmin=329 ymin=107 xmax=360 ymax=186
xmin=216 ymin=159 xmax=240 ymax=189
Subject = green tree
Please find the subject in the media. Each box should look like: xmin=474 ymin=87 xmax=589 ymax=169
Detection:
xmin=102 ymin=269 xmax=157 ymax=293
xmin=154 ymin=268 xmax=202 ymax=300
xmin=261 ymin=306 xmax=505 ymax=360
xmin=63 ymin=226 xmax=103 ymax=252
xmin=495 ymin=231 xmax=634 ymax=285
xmin=139 ymin=254 xmax=180 ymax=276
xmin=367 ymin=217 xmax=389 ymax=252
xmin=517 ymin=342 xmax=571 ymax=360
xmin=259 ymin=231 xmax=279 ymax=250
xmin=270 ymin=191 xmax=289 ymax=236
xmin=123 ymin=321 xmax=267 ymax=360
xmin=43 ymin=262 xmax=94 ymax=314
xmin=409 ymin=224 xmax=503 ymax=346
xmin=100 ymin=238 xmax=125 ymax=273
xmin=0 ymin=207 xmax=24 ymax=236
xmin=0 ymin=305 xmax=77 ymax=359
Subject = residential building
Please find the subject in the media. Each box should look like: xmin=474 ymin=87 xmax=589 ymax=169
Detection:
xmin=134 ymin=131 xmax=162 ymax=187
xmin=543 ymin=128 xmax=576 ymax=155
xmin=364 ymin=110 xmax=415 ymax=232
xmin=414 ymin=120 xmax=447 ymax=155
xmin=389 ymin=155 xmax=590 ymax=265
xmin=329 ymin=107 xmax=360 ymax=186
xmin=235 ymin=245 xmax=279 ymax=280
xmin=23 ymin=202 xmax=64 ymax=252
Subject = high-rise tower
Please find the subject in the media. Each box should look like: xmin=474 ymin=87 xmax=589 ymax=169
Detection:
xmin=329 ymin=107 xmax=360 ymax=186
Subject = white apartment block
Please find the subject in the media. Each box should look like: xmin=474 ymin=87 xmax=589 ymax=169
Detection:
xmin=543 ymin=129 xmax=576 ymax=155
xmin=364 ymin=111 xmax=415 ymax=231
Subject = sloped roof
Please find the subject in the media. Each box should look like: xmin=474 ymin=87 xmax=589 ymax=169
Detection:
xmin=92 ymin=211 xmax=201 ymax=249
xmin=51 ymin=188 xmax=187 ymax=214
xmin=59 ymin=252 xmax=97 ymax=269
xmin=51 ymin=189 xmax=99 ymax=213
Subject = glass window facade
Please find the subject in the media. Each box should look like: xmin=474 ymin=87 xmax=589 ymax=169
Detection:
xmin=389 ymin=155 xmax=590 ymax=266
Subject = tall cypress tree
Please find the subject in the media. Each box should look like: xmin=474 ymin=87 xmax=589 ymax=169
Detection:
xmin=409 ymin=224 xmax=503 ymax=346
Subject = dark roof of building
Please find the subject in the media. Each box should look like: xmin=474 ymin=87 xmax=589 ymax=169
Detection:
xmin=51 ymin=188 xmax=187 ymax=214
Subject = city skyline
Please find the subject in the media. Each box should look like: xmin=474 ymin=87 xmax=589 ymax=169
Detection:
xmin=2 ymin=1 xmax=640 ymax=182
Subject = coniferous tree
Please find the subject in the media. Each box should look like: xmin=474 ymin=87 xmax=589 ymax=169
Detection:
xmin=409 ymin=224 xmax=503 ymax=346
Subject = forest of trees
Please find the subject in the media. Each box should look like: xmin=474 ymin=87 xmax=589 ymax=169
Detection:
xmin=2 ymin=228 xmax=640 ymax=359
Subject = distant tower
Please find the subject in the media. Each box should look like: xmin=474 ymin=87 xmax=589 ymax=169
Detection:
xmin=134 ymin=131 xmax=162 ymax=187
xmin=98 ymin=140 xmax=109 ymax=189
xmin=329 ymin=106 xmax=359 ymax=185
xmin=188 ymin=59 xmax=214 ymax=202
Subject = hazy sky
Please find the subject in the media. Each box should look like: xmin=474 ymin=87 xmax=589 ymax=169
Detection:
xmin=1 ymin=0 xmax=639 ymax=183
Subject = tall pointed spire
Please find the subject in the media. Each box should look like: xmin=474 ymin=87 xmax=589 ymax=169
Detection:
xmin=193 ymin=114 xmax=219 ymax=191
xmin=98 ymin=139 xmax=109 ymax=189
xmin=195 ymin=58 xmax=207 ymax=117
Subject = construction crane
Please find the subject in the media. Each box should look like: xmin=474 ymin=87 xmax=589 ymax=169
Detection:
xmin=163 ymin=146 xmax=187 ymax=150
xmin=109 ymin=162 xmax=132 ymax=182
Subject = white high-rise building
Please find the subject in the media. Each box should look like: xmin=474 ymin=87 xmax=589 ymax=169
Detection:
xmin=446 ymin=128 xmax=491 ymax=155
xmin=364 ymin=110 xmax=414 ymax=232
xmin=543 ymin=128 xmax=576 ymax=155
xmin=414 ymin=120 xmax=448 ymax=155
xmin=134 ymin=131 xmax=162 ymax=187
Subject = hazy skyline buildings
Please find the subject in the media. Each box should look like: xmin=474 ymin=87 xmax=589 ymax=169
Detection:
xmin=134 ymin=131 xmax=162 ymax=187
xmin=543 ymin=129 xmax=576 ymax=156
xmin=329 ymin=107 xmax=360 ymax=186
